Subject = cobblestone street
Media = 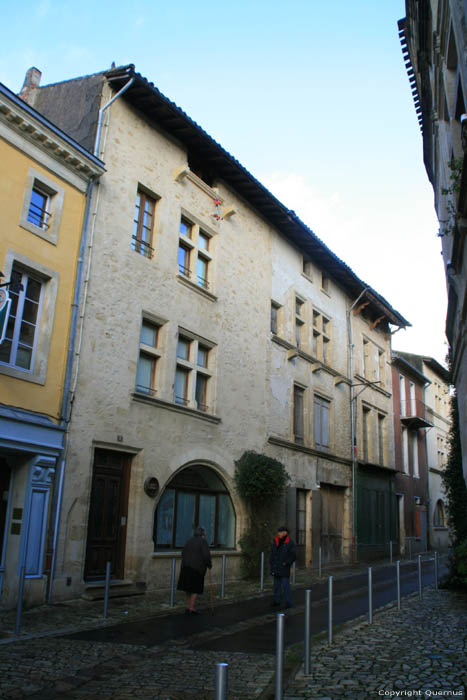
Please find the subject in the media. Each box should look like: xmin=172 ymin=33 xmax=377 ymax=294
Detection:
xmin=0 ymin=563 xmax=466 ymax=700
xmin=286 ymin=588 xmax=467 ymax=700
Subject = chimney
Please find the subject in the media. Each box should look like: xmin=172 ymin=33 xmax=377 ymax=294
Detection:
xmin=19 ymin=67 xmax=42 ymax=105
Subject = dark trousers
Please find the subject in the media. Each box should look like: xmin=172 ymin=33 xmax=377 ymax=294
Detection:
xmin=273 ymin=575 xmax=292 ymax=606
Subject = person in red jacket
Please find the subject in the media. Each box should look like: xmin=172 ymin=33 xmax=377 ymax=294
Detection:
xmin=270 ymin=525 xmax=296 ymax=608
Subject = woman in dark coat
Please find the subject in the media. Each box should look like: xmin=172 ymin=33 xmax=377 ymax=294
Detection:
xmin=177 ymin=526 xmax=212 ymax=615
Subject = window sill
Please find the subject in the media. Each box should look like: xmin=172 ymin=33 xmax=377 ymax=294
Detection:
xmin=152 ymin=549 xmax=240 ymax=558
xmin=177 ymin=274 xmax=217 ymax=301
xmin=354 ymin=373 xmax=391 ymax=398
xmin=0 ymin=362 xmax=45 ymax=385
xmin=268 ymin=435 xmax=350 ymax=466
xmin=132 ymin=392 xmax=221 ymax=423
xmin=433 ymin=526 xmax=449 ymax=531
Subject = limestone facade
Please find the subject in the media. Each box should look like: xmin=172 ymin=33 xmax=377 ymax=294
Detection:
xmin=400 ymin=0 xmax=467 ymax=483
xmin=24 ymin=66 xmax=409 ymax=599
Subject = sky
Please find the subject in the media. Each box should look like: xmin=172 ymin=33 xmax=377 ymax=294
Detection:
xmin=0 ymin=0 xmax=448 ymax=364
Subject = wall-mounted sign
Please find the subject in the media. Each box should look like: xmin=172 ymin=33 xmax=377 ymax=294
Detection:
xmin=144 ymin=477 xmax=159 ymax=498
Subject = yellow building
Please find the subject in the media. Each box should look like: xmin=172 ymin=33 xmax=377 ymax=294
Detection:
xmin=0 ymin=78 xmax=104 ymax=608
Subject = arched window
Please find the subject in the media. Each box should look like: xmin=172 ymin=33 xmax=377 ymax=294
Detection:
xmin=154 ymin=465 xmax=236 ymax=549
xmin=434 ymin=499 xmax=446 ymax=527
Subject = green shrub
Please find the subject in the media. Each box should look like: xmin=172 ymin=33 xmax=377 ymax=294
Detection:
xmin=234 ymin=451 xmax=290 ymax=578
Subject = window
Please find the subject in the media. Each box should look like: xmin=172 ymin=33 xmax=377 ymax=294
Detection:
xmin=302 ymin=259 xmax=313 ymax=279
xmin=378 ymin=350 xmax=385 ymax=387
xmin=314 ymin=395 xmax=330 ymax=449
xmin=409 ymin=382 xmax=416 ymax=415
xmin=20 ymin=168 xmax=65 ymax=245
xmin=362 ymin=406 xmax=371 ymax=461
xmin=401 ymin=426 xmax=409 ymax=473
xmin=178 ymin=216 xmax=214 ymax=291
xmin=363 ymin=339 xmax=370 ymax=378
xmin=410 ymin=432 xmax=419 ymax=477
xmin=321 ymin=272 xmax=330 ymax=293
xmin=174 ymin=330 xmax=215 ymax=412
xmin=400 ymin=375 xmax=406 ymax=415
xmin=296 ymin=489 xmax=307 ymax=547
xmin=377 ymin=413 xmax=385 ymax=465
xmin=434 ymin=500 xmax=446 ymax=527
xmin=132 ymin=189 xmax=157 ymax=259
xmin=0 ymin=268 xmax=42 ymax=371
xmin=135 ymin=319 xmax=162 ymax=395
xmin=154 ymin=465 xmax=236 ymax=549
xmin=295 ymin=296 xmax=305 ymax=349
xmin=293 ymin=384 xmax=305 ymax=444
xmin=312 ymin=309 xmax=331 ymax=363
xmin=28 ymin=186 xmax=50 ymax=229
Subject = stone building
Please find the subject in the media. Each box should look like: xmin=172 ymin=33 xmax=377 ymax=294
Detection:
xmin=395 ymin=352 xmax=451 ymax=551
xmin=399 ymin=0 xmax=467 ymax=484
xmin=0 ymin=79 xmax=104 ymax=608
xmin=391 ymin=353 xmax=433 ymax=554
xmin=21 ymin=64 xmax=409 ymax=601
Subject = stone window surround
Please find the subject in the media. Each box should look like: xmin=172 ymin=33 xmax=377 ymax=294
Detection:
xmin=0 ymin=250 xmax=58 ymax=385
xmin=175 ymin=327 xmax=216 ymax=414
xmin=19 ymin=167 xmax=65 ymax=246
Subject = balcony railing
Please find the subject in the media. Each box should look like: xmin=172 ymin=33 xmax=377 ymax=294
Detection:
xmin=131 ymin=235 xmax=154 ymax=259
xmin=399 ymin=399 xmax=433 ymax=429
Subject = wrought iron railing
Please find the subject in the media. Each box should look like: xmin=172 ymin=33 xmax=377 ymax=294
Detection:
xmin=131 ymin=235 xmax=154 ymax=259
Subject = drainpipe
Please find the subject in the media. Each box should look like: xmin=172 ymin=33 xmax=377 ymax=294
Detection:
xmin=47 ymin=176 xmax=97 ymax=602
xmin=347 ymin=287 xmax=369 ymax=563
xmin=48 ymin=76 xmax=133 ymax=601
xmin=94 ymin=77 xmax=134 ymax=157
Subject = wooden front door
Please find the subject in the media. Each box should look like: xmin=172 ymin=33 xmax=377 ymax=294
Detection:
xmin=84 ymin=449 xmax=131 ymax=581
xmin=320 ymin=484 xmax=344 ymax=564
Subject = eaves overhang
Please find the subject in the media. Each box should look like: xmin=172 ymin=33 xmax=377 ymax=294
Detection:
xmin=0 ymin=81 xmax=105 ymax=180
xmin=392 ymin=353 xmax=431 ymax=385
xmin=105 ymin=64 xmax=410 ymax=329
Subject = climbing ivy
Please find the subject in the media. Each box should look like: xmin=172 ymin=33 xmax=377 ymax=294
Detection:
xmin=441 ymin=390 xmax=467 ymax=589
xmin=234 ymin=451 xmax=290 ymax=578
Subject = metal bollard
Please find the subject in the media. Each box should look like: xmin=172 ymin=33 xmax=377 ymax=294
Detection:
xmin=103 ymin=561 xmax=111 ymax=619
xmin=328 ymin=575 xmax=333 ymax=645
xmin=396 ymin=560 xmax=401 ymax=610
xmin=368 ymin=567 xmax=373 ymax=624
xmin=214 ymin=662 xmax=228 ymax=700
xmin=275 ymin=613 xmax=285 ymax=700
xmin=418 ymin=554 xmax=422 ymax=598
xmin=260 ymin=551 xmax=265 ymax=592
xmin=221 ymin=554 xmax=226 ymax=599
xmin=319 ymin=546 xmax=322 ymax=578
xmin=170 ymin=557 xmax=176 ymax=607
xmin=292 ymin=560 xmax=296 ymax=584
xmin=304 ymin=589 xmax=312 ymax=675
xmin=15 ymin=564 xmax=26 ymax=636
xmin=434 ymin=551 xmax=438 ymax=590
xmin=390 ymin=540 xmax=393 ymax=564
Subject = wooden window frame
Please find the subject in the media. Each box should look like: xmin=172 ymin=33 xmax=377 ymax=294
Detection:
xmin=132 ymin=189 xmax=157 ymax=259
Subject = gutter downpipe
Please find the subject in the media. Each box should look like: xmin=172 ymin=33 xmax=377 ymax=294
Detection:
xmin=48 ymin=76 xmax=133 ymax=602
xmin=94 ymin=77 xmax=135 ymax=157
xmin=347 ymin=287 xmax=369 ymax=564
xmin=47 ymin=176 xmax=98 ymax=603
